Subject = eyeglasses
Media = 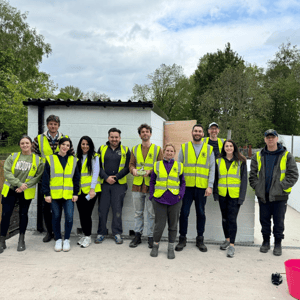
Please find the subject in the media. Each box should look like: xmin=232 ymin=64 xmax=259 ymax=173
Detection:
xmin=266 ymin=135 xmax=276 ymax=139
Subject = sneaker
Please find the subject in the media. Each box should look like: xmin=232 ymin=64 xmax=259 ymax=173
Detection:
xmin=81 ymin=236 xmax=92 ymax=248
xmin=94 ymin=235 xmax=105 ymax=244
xmin=77 ymin=236 xmax=86 ymax=245
xmin=54 ymin=239 xmax=63 ymax=252
xmin=220 ymin=240 xmax=230 ymax=250
xmin=63 ymin=239 xmax=71 ymax=252
xmin=114 ymin=234 xmax=123 ymax=245
xmin=227 ymin=245 xmax=235 ymax=258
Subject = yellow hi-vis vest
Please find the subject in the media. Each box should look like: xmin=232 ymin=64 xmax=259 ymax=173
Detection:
xmin=256 ymin=151 xmax=292 ymax=193
xmin=216 ymin=158 xmax=241 ymax=198
xmin=2 ymin=152 xmax=41 ymax=200
xmin=132 ymin=144 xmax=160 ymax=186
xmin=153 ymin=160 xmax=183 ymax=198
xmin=99 ymin=145 xmax=129 ymax=184
xmin=46 ymin=155 xmax=78 ymax=200
xmin=182 ymin=142 xmax=213 ymax=188
xmin=79 ymin=154 xmax=101 ymax=194
xmin=202 ymin=137 xmax=226 ymax=153
xmin=37 ymin=134 xmax=69 ymax=162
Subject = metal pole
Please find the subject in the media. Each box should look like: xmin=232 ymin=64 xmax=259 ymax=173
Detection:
xmin=227 ymin=130 xmax=231 ymax=140
xmin=292 ymin=134 xmax=294 ymax=155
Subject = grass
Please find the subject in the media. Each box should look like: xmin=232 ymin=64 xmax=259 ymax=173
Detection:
xmin=295 ymin=157 xmax=300 ymax=163
xmin=0 ymin=145 xmax=20 ymax=154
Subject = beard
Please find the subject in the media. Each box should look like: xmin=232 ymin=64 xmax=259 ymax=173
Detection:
xmin=192 ymin=135 xmax=202 ymax=142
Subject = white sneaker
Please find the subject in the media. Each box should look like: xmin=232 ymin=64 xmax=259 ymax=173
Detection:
xmin=54 ymin=239 xmax=63 ymax=252
xmin=77 ymin=236 xmax=85 ymax=245
xmin=63 ymin=239 xmax=71 ymax=252
xmin=81 ymin=236 xmax=92 ymax=248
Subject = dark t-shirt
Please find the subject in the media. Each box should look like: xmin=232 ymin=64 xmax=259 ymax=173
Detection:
xmin=208 ymin=139 xmax=220 ymax=158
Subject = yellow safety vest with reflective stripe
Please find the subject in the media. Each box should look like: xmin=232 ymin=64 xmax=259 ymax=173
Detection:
xmin=99 ymin=145 xmax=129 ymax=184
xmin=202 ymin=137 xmax=226 ymax=153
xmin=38 ymin=134 xmax=69 ymax=162
xmin=79 ymin=154 xmax=101 ymax=194
xmin=132 ymin=144 xmax=160 ymax=186
xmin=256 ymin=151 xmax=292 ymax=193
xmin=153 ymin=160 xmax=183 ymax=198
xmin=1 ymin=152 xmax=41 ymax=200
xmin=46 ymin=155 xmax=78 ymax=200
xmin=217 ymin=158 xmax=241 ymax=198
xmin=181 ymin=142 xmax=213 ymax=188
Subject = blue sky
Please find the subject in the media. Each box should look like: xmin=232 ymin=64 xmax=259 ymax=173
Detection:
xmin=7 ymin=0 xmax=300 ymax=100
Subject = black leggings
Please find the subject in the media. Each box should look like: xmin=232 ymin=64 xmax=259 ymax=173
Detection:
xmin=1 ymin=189 xmax=32 ymax=236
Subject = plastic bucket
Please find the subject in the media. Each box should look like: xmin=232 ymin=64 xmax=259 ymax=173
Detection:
xmin=285 ymin=259 xmax=300 ymax=299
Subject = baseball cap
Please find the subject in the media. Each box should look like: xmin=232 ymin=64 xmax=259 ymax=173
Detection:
xmin=264 ymin=129 xmax=278 ymax=137
xmin=208 ymin=122 xmax=219 ymax=129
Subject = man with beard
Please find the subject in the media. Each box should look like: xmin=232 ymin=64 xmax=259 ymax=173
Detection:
xmin=129 ymin=124 xmax=163 ymax=248
xmin=175 ymin=124 xmax=215 ymax=252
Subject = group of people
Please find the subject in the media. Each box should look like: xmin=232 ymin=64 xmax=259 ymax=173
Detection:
xmin=0 ymin=115 xmax=298 ymax=259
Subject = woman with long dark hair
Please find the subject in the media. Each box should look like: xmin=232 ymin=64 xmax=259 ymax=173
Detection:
xmin=0 ymin=135 xmax=44 ymax=253
xmin=42 ymin=137 xmax=80 ymax=252
xmin=76 ymin=136 xmax=101 ymax=248
xmin=215 ymin=139 xmax=247 ymax=258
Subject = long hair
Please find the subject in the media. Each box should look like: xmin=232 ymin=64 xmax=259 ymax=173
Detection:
xmin=58 ymin=137 xmax=73 ymax=156
xmin=219 ymin=139 xmax=246 ymax=163
xmin=76 ymin=136 xmax=95 ymax=175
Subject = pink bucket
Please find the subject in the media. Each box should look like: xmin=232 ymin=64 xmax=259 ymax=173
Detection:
xmin=285 ymin=259 xmax=300 ymax=299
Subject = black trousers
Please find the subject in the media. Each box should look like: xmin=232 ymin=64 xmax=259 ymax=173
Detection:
xmin=97 ymin=183 xmax=127 ymax=235
xmin=258 ymin=199 xmax=287 ymax=240
xmin=37 ymin=183 xmax=52 ymax=234
xmin=153 ymin=200 xmax=182 ymax=243
xmin=1 ymin=189 xmax=32 ymax=236
xmin=76 ymin=192 xmax=98 ymax=236
xmin=218 ymin=194 xmax=240 ymax=244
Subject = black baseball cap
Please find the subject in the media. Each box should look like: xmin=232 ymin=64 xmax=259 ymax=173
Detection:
xmin=264 ymin=129 xmax=278 ymax=137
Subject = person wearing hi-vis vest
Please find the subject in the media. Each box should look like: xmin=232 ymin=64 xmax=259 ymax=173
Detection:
xmin=202 ymin=122 xmax=225 ymax=158
xmin=175 ymin=124 xmax=215 ymax=253
xmin=0 ymin=136 xmax=44 ymax=254
xmin=95 ymin=128 xmax=130 ymax=245
xmin=129 ymin=124 xmax=163 ymax=248
xmin=76 ymin=136 xmax=101 ymax=248
xmin=32 ymin=115 xmax=74 ymax=243
xmin=42 ymin=137 xmax=80 ymax=252
xmin=214 ymin=140 xmax=247 ymax=258
xmin=149 ymin=143 xmax=185 ymax=259
xmin=249 ymin=129 xmax=299 ymax=256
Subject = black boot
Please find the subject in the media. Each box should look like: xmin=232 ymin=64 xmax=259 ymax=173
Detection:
xmin=150 ymin=242 xmax=159 ymax=257
xmin=260 ymin=236 xmax=270 ymax=253
xmin=175 ymin=236 xmax=186 ymax=251
xmin=129 ymin=233 xmax=142 ymax=248
xmin=273 ymin=238 xmax=282 ymax=256
xmin=168 ymin=243 xmax=175 ymax=259
xmin=43 ymin=232 xmax=53 ymax=243
xmin=148 ymin=237 xmax=153 ymax=248
xmin=17 ymin=234 xmax=26 ymax=251
xmin=196 ymin=236 xmax=207 ymax=252
xmin=0 ymin=236 xmax=6 ymax=254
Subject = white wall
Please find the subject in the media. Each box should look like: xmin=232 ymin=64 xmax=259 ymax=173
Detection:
xmin=279 ymin=134 xmax=300 ymax=157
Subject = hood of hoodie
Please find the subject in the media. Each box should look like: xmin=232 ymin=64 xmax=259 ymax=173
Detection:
xmin=263 ymin=143 xmax=285 ymax=156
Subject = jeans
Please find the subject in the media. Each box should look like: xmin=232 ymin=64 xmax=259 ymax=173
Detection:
xmin=179 ymin=187 xmax=207 ymax=237
xmin=51 ymin=199 xmax=74 ymax=240
xmin=132 ymin=191 xmax=155 ymax=237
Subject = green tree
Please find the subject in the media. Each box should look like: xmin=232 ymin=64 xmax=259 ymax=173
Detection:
xmin=56 ymin=85 xmax=83 ymax=100
xmin=0 ymin=0 xmax=52 ymax=82
xmin=192 ymin=43 xmax=245 ymax=121
xmin=84 ymin=91 xmax=110 ymax=101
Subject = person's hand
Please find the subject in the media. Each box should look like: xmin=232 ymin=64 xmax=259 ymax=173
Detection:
xmin=205 ymin=187 xmax=212 ymax=197
xmin=20 ymin=183 xmax=28 ymax=191
xmin=72 ymin=195 xmax=78 ymax=202
xmin=132 ymin=169 xmax=138 ymax=176
xmin=106 ymin=176 xmax=116 ymax=185
xmin=89 ymin=189 xmax=96 ymax=199
xmin=45 ymin=196 xmax=52 ymax=203
xmin=15 ymin=188 xmax=22 ymax=193
xmin=143 ymin=170 xmax=151 ymax=177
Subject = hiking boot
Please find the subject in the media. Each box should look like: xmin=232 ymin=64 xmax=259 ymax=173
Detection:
xmin=148 ymin=237 xmax=153 ymax=248
xmin=0 ymin=236 xmax=6 ymax=254
xmin=227 ymin=245 xmax=235 ymax=258
xmin=220 ymin=240 xmax=230 ymax=250
xmin=114 ymin=234 xmax=123 ymax=245
xmin=196 ymin=236 xmax=207 ymax=252
xmin=94 ymin=235 xmax=105 ymax=244
xmin=43 ymin=232 xmax=54 ymax=243
xmin=17 ymin=234 xmax=26 ymax=251
xmin=260 ymin=239 xmax=270 ymax=253
xmin=175 ymin=236 xmax=186 ymax=252
xmin=129 ymin=233 xmax=141 ymax=248
xmin=273 ymin=238 xmax=282 ymax=256
xmin=150 ymin=243 xmax=159 ymax=257
xmin=168 ymin=243 xmax=175 ymax=259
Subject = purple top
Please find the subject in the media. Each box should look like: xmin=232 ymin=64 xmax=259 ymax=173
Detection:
xmin=149 ymin=159 xmax=186 ymax=205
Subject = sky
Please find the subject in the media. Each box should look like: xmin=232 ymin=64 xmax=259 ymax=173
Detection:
xmin=7 ymin=0 xmax=300 ymax=100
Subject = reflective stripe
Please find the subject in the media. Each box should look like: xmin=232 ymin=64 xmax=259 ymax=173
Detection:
xmin=51 ymin=186 xmax=74 ymax=191
xmin=218 ymin=184 xmax=240 ymax=188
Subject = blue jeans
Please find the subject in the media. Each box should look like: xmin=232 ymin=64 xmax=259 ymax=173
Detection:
xmin=132 ymin=192 xmax=154 ymax=237
xmin=51 ymin=199 xmax=74 ymax=240
xmin=179 ymin=187 xmax=207 ymax=237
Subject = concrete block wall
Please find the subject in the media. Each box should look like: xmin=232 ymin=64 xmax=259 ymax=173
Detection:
xmin=286 ymin=163 xmax=300 ymax=213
